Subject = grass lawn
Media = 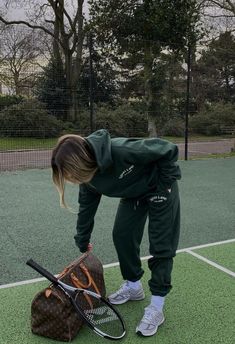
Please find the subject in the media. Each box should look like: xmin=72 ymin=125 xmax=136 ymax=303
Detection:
xmin=163 ymin=134 xmax=235 ymax=143
xmin=0 ymin=137 xmax=57 ymax=150
xmin=0 ymin=134 xmax=234 ymax=151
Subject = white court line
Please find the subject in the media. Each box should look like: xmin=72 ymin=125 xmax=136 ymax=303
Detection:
xmin=177 ymin=238 xmax=235 ymax=252
xmin=0 ymin=238 xmax=235 ymax=289
xmin=0 ymin=277 xmax=47 ymax=289
xmin=140 ymin=238 xmax=235 ymax=261
xmin=186 ymin=249 xmax=235 ymax=278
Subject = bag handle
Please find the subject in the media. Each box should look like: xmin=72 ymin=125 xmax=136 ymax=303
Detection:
xmin=70 ymin=272 xmax=93 ymax=309
xmin=70 ymin=263 xmax=92 ymax=289
xmin=57 ymin=252 xmax=90 ymax=279
xmin=71 ymin=262 xmax=101 ymax=296
xmin=57 ymin=266 xmax=72 ymax=279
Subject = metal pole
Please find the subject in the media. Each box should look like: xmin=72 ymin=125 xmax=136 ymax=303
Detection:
xmin=89 ymin=32 xmax=94 ymax=133
xmin=185 ymin=44 xmax=191 ymax=161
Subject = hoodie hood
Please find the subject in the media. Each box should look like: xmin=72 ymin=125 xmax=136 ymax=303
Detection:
xmin=86 ymin=129 xmax=113 ymax=173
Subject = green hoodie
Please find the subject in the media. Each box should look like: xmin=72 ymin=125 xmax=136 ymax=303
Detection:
xmin=75 ymin=129 xmax=181 ymax=252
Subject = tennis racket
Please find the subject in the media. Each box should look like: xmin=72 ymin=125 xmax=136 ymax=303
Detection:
xmin=26 ymin=259 xmax=126 ymax=340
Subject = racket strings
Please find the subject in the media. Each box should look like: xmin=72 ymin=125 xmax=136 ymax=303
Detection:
xmin=74 ymin=292 xmax=124 ymax=338
xmin=84 ymin=305 xmax=119 ymax=325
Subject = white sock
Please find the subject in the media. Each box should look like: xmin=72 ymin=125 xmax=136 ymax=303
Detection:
xmin=150 ymin=295 xmax=165 ymax=312
xmin=127 ymin=280 xmax=142 ymax=290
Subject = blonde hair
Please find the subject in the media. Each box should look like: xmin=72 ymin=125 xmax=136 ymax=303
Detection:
xmin=51 ymin=134 xmax=98 ymax=209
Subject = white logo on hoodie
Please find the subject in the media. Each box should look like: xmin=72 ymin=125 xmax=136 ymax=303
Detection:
xmin=119 ymin=165 xmax=134 ymax=179
xmin=149 ymin=195 xmax=167 ymax=203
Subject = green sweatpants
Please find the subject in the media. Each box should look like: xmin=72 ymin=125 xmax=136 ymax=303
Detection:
xmin=112 ymin=181 xmax=180 ymax=296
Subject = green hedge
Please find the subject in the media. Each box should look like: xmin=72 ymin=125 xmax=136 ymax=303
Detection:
xmin=0 ymin=94 xmax=24 ymax=111
xmin=162 ymin=117 xmax=185 ymax=137
xmin=189 ymin=102 xmax=235 ymax=135
xmin=76 ymin=103 xmax=148 ymax=137
xmin=0 ymin=98 xmax=63 ymax=138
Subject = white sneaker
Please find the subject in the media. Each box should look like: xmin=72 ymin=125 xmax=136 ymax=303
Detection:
xmin=136 ymin=304 xmax=165 ymax=336
xmin=108 ymin=281 xmax=145 ymax=305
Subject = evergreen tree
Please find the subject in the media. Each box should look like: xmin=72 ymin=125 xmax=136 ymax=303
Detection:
xmin=89 ymin=0 xmax=201 ymax=136
xmin=35 ymin=60 xmax=69 ymax=121
xmin=192 ymin=31 xmax=235 ymax=109
xmin=78 ymin=45 xmax=118 ymax=107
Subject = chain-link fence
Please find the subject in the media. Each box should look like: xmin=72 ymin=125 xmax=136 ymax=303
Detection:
xmin=0 ymin=28 xmax=235 ymax=171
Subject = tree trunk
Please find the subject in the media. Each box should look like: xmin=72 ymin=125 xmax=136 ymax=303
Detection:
xmin=14 ymin=72 xmax=20 ymax=95
xmin=60 ymin=1 xmax=84 ymax=122
xmin=144 ymin=43 xmax=157 ymax=137
xmin=71 ymin=89 xmax=79 ymax=122
xmin=70 ymin=0 xmax=84 ymax=122
xmin=148 ymin=117 xmax=157 ymax=137
xmin=224 ymin=66 xmax=231 ymax=100
xmin=64 ymin=51 xmax=75 ymax=122
xmin=53 ymin=14 xmax=63 ymax=67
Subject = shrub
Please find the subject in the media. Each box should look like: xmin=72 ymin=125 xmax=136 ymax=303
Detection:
xmin=0 ymin=98 xmax=63 ymax=138
xmin=75 ymin=103 xmax=148 ymax=137
xmin=189 ymin=102 xmax=235 ymax=135
xmin=161 ymin=117 xmax=185 ymax=137
xmin=0 ymin=94 xmax=24 ymax=111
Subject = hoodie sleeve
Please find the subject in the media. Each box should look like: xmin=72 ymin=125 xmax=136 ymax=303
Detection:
xmin=122 ymin=138 xmax=181 ymax=188
xmin=74 ymin=183 xmax=101 ymax=252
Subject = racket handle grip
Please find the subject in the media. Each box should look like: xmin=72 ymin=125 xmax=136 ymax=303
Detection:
xmin=26 ymin=259 xmax=59 ymax=285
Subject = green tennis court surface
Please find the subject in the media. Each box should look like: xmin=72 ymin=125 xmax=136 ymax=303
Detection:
xmin=1 ymin=158 xmax=235 ymax=343
xmin=0 ymin=243 xmax=235 ymax=344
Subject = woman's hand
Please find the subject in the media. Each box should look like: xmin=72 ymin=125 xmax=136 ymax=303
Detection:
xmin=87 ymin=243 xmax=93 ymax=251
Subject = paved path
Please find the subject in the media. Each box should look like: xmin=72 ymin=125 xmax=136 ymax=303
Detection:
xmin=178 ymin=139 xmax=234 ymax=158
xmin=0 ymin=149 xmax=52 ymax=171
xmin=0 ymin=139 xmax=234 ymax=172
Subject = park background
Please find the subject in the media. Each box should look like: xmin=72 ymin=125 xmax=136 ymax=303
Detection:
xmin=0 ymin=0 xmax=234 ymax=162
xmin=0 ymin=2 xmax=235 ymax=344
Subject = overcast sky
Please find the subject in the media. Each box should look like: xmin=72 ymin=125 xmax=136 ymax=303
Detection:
xmin=0 ymin=0 xmax=90 ymax=20
xmin=0 ymin=1 xmax=233 ymax=36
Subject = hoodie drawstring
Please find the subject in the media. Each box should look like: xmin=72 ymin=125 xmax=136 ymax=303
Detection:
xmin=134 ymin=200 xmax=139 ymax=210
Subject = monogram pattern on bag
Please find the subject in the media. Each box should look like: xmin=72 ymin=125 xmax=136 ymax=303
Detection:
xmin=31 ymin=253 xmax=106 ymax=342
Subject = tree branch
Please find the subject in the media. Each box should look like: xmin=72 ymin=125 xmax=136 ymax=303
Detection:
xmin=200 ymin=28 xmax=235 ymax=43
xmin=0 ymin=15 xmax=66 ymax=48
xmin=60 ymin=5 xmax=74 ymax=31
xmin=226 ymin=0 xmax=235 ymax=14
xmin=0 ymin=16 xmax=54 ymax=37
xmin=45 ymin=19 xmax=55 ymax=24
xmin=204 ymin=14 xmax=235 ymax=18
xmin=207 ymin=0 xmax=235 ymax=14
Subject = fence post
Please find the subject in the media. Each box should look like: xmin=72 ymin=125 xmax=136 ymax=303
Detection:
xmin=185 ymin=44 xmax=192 ymax=161
xmin=89 ymin=32 xmax=95 ymax=133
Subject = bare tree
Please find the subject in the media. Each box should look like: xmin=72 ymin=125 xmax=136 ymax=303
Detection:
xmin=0 ymin=0 xmax=86 ymax=121
xmin=0 ymin=26 xmax=42 ymax=95
xmin=207 ymin=1 xmax=235 ymax=15
xmin=202 ymin=0 xmax=235 ymax=24
xmin=196 ymin=0 xmax=235 ymax=41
